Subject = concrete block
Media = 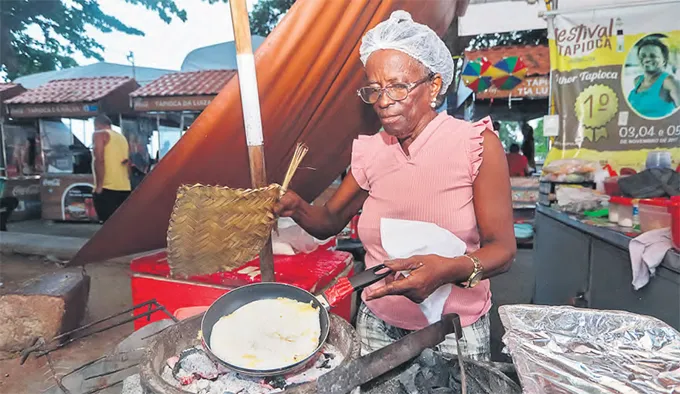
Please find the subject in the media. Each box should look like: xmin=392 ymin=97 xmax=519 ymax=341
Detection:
xmin=0 ymin=269 xmax=90 ymax=352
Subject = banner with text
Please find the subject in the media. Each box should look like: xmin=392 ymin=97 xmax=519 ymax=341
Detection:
xmin=545 ymin=1 xmax=680 ymax=172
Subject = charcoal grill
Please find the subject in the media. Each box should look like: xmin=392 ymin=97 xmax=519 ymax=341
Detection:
xmin=140 ymin=313 xmax=360 ymax=393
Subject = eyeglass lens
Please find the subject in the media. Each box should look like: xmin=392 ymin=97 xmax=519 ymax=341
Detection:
xmin=359 ymin=85 xmax=409 ymax=104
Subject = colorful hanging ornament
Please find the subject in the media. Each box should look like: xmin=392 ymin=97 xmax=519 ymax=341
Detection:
xmin=490 ymin=56 xmax=528 ymax=90
xmin=462 ymin=57 xmax=493 ymax=93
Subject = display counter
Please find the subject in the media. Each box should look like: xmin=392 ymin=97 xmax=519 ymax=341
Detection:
xmin=2 ymin=176 xmax=41 ymax=221
xmin=533 ymin=204 xmax=680 ymax=330
xmin=40 ymin=173 xmax=97 ymax=222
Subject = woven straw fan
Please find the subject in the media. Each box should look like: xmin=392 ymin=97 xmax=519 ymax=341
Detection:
xmin=166 ymin=144 xmax=309 ymax=278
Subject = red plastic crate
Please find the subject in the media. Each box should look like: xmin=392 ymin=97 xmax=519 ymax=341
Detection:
xmin=130 ymin=247 xmax=354 ymax=330
xmin=671 ymin=196 xmax=680 ymax=252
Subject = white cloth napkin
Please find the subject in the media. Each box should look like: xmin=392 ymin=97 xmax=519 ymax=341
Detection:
xmin=629 ymin=228 xmax=673 ymax=290
xmin=380 ymin=218 xmax=467 ymax=324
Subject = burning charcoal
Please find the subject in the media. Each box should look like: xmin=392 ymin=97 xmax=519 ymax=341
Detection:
xmin=417 ymin=364 xmax=450 ymax=388
xmin=266 ymin=375 xmax=287 ymax=389
xmin=418 ymin=348 xmax=438 ymax=367
xmin=161 ymin=366 xmax=183 ymax=389
xmin=212 ymin=373 xmax=276 ymax=394
xmin=195 ymin=378 xmax=210 ymax=392
xmin=173 ymin=347 xmax=220 ymax=381
xmin=429 ymin=389 xmax=456 ymax=394
xmin=121 ymin=374 xmax=146 ymax=394
xmin=421 ymin=350 xmax=452 ymax=390
xmin=166 ymin=356 xmax=179 ymax=370
xmin=174 ymin=369 xmax=196 ymax=386
xmin=397 ymin=364 xmax=420 ymax=394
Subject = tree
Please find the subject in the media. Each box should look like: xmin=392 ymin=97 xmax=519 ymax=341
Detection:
xmin=466 ymin=29 xmax=548 ymax=51
xmin=497 ymin=122 xmax=522 ymax=150
xmin=0 ymin=0 xmax=188 ymax=81
xmin=249 ymin=0 xmax=295 ymax=37
xmin=532 ymin=118 xmax=549 ymax=162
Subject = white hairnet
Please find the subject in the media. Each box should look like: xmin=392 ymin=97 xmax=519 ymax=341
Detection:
xmin=360 ymin=10 xmax=454 ymax=94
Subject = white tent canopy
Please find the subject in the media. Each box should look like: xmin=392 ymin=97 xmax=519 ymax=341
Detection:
xmin=180 ymin=36 xmax=266 ymax=72
xmin=459 ymin=0 xmax=657 ymax=36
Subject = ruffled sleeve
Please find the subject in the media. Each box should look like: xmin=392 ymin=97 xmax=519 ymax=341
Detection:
xmin=467 ymin=116 xmax=496 ymax=182
xmin=351 ymin=136 xmax=371 ymax=190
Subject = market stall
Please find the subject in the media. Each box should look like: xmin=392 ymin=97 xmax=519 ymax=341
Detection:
xmin=3 ymin=76 xmax=140 ymax=222
xmin=0 ymin=83 xmax=44 ymax=222
xmin=534 ymin=1 xmax=680 ymax=330
xmin=0 ymin=83 xmax=27 ymax=176
xmin=129 ymin=69 xmax=237 ymax=161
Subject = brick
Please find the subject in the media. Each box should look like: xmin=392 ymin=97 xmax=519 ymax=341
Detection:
xmin=0 ymin=269 xmax=90 ymax=352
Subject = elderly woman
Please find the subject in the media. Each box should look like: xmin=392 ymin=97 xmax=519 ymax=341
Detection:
xmin=275 ymin=11 xmax=515 ymax=360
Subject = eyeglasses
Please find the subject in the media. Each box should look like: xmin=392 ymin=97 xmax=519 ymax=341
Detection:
xmin=357 ymin=73 xmax=435 ymax=104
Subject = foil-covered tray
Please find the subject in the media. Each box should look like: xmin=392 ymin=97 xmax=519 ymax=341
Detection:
xmin=500 ymin=305 xmax=680 ymax=393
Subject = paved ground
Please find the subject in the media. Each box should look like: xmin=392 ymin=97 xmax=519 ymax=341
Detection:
xmin=0 ymin=220 xmax=150 ymax=263
xmin=6 ymin=219 xmax=101 ymax=239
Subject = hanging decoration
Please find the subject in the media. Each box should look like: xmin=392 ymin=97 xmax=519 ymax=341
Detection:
xmin=461 ymin=57 xmax=493 ymax=93
xmin=489 ymin=56 xmax=528 ymax=90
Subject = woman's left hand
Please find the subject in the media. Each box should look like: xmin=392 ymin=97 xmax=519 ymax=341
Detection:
xmin=365 ymin=255 xmax=464 ymax=303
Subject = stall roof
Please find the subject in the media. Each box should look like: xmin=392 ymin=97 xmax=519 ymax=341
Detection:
xmin=0 ymin=83 xmax=24 ymax=94
xmin=13 ymin=62 xmax=175 ymax=89
xmin=129 ymin=70 xmax=236 ymax=112
xmin=0 ymin=83 xmax=27 ymax=116
xmin=131 ymin=70 xmax=236 ymax=98
xmin=5 ymin=76 xmax=139 ymax=118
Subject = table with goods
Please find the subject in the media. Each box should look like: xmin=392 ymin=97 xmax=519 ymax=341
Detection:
xmin=533 ymin=155 xmax=680 ymax=331
xmin=510 ymin=177 xmax=540 ymax=245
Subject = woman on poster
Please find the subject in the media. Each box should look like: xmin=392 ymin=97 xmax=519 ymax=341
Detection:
xmin=627 ymin=36 xmax=680 ymax=119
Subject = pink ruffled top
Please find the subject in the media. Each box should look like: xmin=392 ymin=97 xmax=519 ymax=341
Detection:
xmin=353 ymin=112 xmax=494 ymax=330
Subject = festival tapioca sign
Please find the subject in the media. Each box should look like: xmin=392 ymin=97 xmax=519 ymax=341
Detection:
xmin=553 ymin=19 xmax=618 ymax=57
xmin=545 ymin=1 xmax=680 ymax=173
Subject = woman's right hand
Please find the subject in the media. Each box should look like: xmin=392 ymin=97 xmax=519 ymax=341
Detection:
xmin=274 ymin=190 xmax=304 ymax=218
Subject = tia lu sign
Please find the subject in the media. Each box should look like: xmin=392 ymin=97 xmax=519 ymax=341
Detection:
xmin=545 ymin=1 xmax=680 ymax=172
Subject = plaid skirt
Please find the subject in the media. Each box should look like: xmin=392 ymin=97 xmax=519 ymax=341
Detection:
xmin=356 ymin=302 xmax=491 ymax=361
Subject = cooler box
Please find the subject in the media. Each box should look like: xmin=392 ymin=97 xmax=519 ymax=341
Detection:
xmin=130 ymin=246 xmax=354 ymax=330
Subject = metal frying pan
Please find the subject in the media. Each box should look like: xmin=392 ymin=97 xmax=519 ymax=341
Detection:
xmin=200 ymin=264 xmax=391 ymax=377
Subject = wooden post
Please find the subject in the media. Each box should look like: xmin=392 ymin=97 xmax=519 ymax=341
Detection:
xmin=229 ymin=0 xmax=275 ymax=282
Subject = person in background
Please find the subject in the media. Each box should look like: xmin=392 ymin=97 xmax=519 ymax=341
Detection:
xmin=506 ymin=144 xmax=530 ymax=177
xmin=275 ymin=10 xmax=515 ymax=360
xmin=92 ymin=115 xmax=131 ymax=223
xmin=0 ymin=195 xmax=18 ymax=231
xmin=127 ymin=134 xmax=150 ymax=190
xmin=521 ymin=124 xmax=535 ymax=169
xmin=11 ymin=136 xmax=27 ymax=176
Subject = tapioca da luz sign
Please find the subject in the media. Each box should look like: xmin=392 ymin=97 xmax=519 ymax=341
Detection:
xmin=545 ymin=1 xmax=680 ymax=173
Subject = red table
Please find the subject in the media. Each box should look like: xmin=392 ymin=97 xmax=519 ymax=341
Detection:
xmin=130 ymin=245 xmax=354 ymax=330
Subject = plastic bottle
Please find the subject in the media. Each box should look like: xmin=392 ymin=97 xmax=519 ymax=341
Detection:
xmin=633 ymin=199 xmax=640 ymax=231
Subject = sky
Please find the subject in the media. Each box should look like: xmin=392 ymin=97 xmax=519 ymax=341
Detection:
xmin=75 ymin=0 xmax=258 ymax=71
